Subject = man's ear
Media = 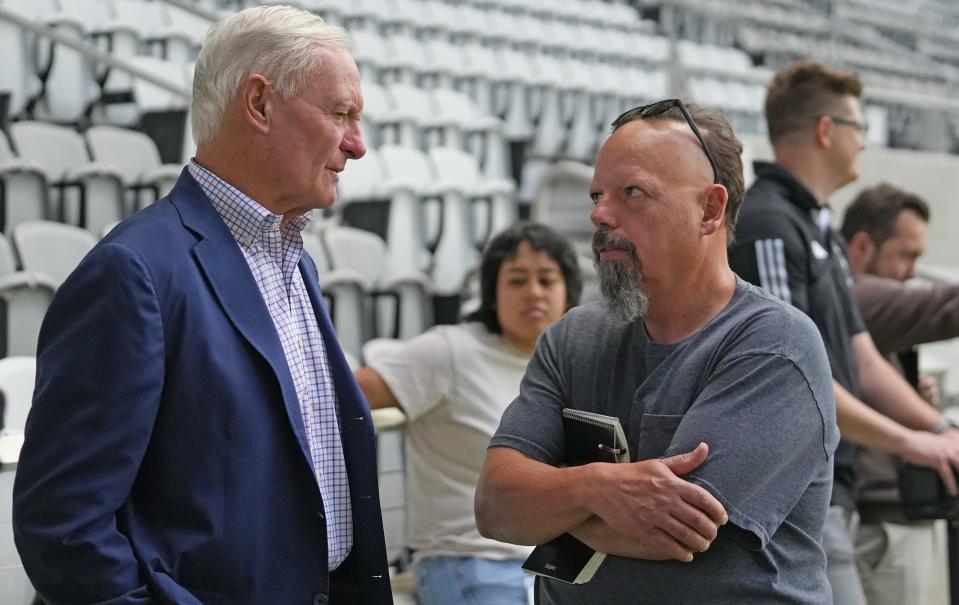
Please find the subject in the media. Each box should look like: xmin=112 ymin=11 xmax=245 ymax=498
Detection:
xmin=239 ymin=74 xmax=272 ymax=135
xmin=845 ymin=231 xmax=875 ymax=274
xmin=814 ymin=115 xmax=832 ymax=149
xmin=701 ymin=184 xmax=728 ymax=236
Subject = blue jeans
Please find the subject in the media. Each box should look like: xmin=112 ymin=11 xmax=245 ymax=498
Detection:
xmin=414 ymin=556 xmax=531 ymax=605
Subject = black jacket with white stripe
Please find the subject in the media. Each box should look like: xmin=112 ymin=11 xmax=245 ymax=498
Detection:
xmin=729 ymin=161 xmax=865 ymax=510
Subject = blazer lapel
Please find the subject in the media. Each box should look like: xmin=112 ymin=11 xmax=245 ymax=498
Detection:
xmin=168 ymin=171 xmax=316 ymax=471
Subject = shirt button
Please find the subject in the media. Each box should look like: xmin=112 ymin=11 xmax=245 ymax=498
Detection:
xmin=313 ymin=593 xmax=328 ymax=605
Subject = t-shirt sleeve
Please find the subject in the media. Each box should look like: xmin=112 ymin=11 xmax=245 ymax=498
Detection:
xmin=368 ymin=328 xmax=454 ymax=421
xmin=488 ymin=327 xmax=567 ymax=464
xmin=663 ymin=314 xmax=836 ymax=550
xmin=729 ymin=215 xmax=812 ymax=316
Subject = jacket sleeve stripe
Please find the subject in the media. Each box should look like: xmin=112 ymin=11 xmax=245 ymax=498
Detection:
xmin=755 ymin=238 xmax=793 ymax=305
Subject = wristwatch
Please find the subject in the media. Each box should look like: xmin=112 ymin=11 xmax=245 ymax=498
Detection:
xmin=930 ymin=416 xmax=959 ymax=434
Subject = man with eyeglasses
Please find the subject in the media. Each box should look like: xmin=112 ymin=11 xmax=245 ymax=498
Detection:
xmin=729 ymin=61 xmax=959 ymax=605
xmin=475 ymin=99 xmax=838 ymax=604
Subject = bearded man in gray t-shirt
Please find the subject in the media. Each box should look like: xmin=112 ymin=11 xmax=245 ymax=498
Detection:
xmin=475 ymin=100 xmax=839 ymax=605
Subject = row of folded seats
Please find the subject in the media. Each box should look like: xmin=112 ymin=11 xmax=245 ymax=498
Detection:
xmin=0 ymin=122 xmax=180 ymax=236
xmin=0 ymin=212 xmax=432 ymax=369
xmin=0 ymin=122 xmax=520 ymax=368
xmin=282 ymin=0 xmax=647 ymax=36
xmin=1 ymin=0 xmax=200 ymax=127
xmin=2 ymin=0 xmax=765 ymax=205
xmin=346 ymin=17 xmax=671 ymax=199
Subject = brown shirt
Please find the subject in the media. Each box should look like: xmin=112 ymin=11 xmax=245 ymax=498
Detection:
xmin=854 ymin=273 xmax=959 ymax=522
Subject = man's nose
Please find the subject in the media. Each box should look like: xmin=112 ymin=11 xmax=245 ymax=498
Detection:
xmin=343 ymin=122 xmax=366 ymax=160
xmin=590 ymin=197 xmax=615 ymax=229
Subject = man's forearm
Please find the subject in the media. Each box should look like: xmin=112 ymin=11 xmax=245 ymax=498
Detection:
xmin=834 ymin=380 xmax=913 ymax=452
xmin=476 ymin=443 xmax=726 ymax=562
xmin=853 ymin=332 xmax=942 ymax=430
xmin=475 ymin=447 xmax=595 ymax=545
xmin=857 ymin=357 xmax=942 ymax=431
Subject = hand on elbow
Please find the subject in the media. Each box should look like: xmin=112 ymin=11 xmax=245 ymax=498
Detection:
xmin=584 ymin=443 xmax=728 ymax=560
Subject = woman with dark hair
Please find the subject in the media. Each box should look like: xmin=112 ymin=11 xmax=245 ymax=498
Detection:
xmin=355 ymin=222 xmax=581 ymax=605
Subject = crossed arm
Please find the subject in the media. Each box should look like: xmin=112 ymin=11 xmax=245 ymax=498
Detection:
xmin=475 ymin=443 xmax=728 ymax=563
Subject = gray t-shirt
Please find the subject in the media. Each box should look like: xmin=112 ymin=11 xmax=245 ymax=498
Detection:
xmin=490 ymin=278 xmax=839 ymax=605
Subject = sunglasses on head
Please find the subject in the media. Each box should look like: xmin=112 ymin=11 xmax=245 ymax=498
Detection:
xmin=612 ymin=98 xmax=719 ymax=184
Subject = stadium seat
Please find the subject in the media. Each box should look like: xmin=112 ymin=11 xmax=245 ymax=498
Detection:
xmin=4 ymin=0 xmax=98 ymax=124
xmin=428 ymin=145 xmax=517 ymax=247
xmin=358 ymin=79 xmax=396 ymax=149
xmin=429 ymin=88 xmax=506 ymax=166
xmin=85 ymin=125 xmax=181 ymax=211
xmin=112 ymin=0 xmax=201 ymax=64
xmin=0 ymin=3 xmax=42 ymax=121
xmin=0 ymin=356 xmax=36 ymax=436
xmin=301 ymin=230 xmax=369 ymax=362
xmin=530 ymin=160 xmax=595 ymax=252
xmin=384 ymin=83 xmax=444 ymax=149
xmin=0 ymin=234 xmax=56 ymax=357
xmin=0 ymin=130 xmax=48 ymax=235
xmin=377 ymin=145 xmax=435 ymax=277
xmin=323 ymin=225 xmax=433 ymax=340
xmin=12 ymin=220 xmax=98 ymax=287
xmin=424 ymin=147 xmax=483 ymax=296
xmin=380 ymin=34 xmax=432 ymax=86
xmin=350 ymin=29 xmax=391 ymax=81
xmin=9 ymin=121 xmax=125 ymax=234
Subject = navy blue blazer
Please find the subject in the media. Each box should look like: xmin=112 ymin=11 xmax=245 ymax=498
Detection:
xmin=13 ymin=170 xmax=392 ymax=605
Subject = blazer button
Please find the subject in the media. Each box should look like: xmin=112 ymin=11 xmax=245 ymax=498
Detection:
xmin=313 ymin=593 xmax=328 ymax=605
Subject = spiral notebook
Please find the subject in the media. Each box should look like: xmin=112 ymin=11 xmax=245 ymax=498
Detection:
xmin=521 ymin=409 xmax=629 ymax=584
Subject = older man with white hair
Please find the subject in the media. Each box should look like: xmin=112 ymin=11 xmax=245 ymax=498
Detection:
xmin=13 ymin=6 xmax=392 ymax=604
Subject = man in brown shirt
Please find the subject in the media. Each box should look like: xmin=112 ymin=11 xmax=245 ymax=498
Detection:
xmin=842 ymin=182 xmax=959 ymax=605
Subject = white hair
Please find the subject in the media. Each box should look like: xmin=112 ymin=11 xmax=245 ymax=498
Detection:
xmin=191 ymin=5 xmax=351 ymax=146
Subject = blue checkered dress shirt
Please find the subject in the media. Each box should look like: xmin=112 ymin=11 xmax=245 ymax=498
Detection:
xmin=189 ymin=161 xmax=353 ymax=569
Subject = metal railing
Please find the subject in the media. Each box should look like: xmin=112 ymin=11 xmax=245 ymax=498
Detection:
xmin=0 ymin=4 xmax=192 ymax=101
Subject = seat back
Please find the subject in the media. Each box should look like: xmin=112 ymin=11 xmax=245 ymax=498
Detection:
xmin=13 ymin=220 xmax=98 ymax=286
xmin=377 ymin=145 xmax=433 ymax=274
xmin=378 ymin=144 xmax=433 ymax=192
xmin=0 ymin=130 xmax=48 ymax=234
xmin=0 ymin=5 xmax=40 ymax=118
xmin=126 ymin=57 xmax=191 ymax=113
xmin=9 ymin=122 xmax=88 ymax=181
xmin=338 ymin=147 xmax=386 ymax=203
xmin=323 ymin=225 xmax=387 ymax=287
xmin=86 ymin=125 xmax=162 ymax=185
xmin=0 ymin=357 xmax=36 ymax=434
xmin=531 ymin=160 xmax=596 ymax=250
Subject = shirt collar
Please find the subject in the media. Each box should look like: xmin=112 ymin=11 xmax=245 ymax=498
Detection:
xmin=188 ymin=160 xmax=312 ymax=247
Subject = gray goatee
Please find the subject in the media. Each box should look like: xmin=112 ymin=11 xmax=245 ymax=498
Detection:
xmin=592 ymin=227 xmax=650 ymax=323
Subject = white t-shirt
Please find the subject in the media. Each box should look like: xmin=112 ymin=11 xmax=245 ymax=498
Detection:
xmin=370 ymin=322 xmax=534 ymax=562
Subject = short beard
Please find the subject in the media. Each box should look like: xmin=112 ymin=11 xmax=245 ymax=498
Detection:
xmin=592 ymin=228 xmax=650 ymax=323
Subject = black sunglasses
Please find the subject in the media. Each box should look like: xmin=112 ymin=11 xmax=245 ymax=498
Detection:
xmin=612 ymin=98 xmax=719 ymax=184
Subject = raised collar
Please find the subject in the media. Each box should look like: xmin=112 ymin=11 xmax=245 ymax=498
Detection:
xmin=753 ymin=161 xmax=821 ymax=213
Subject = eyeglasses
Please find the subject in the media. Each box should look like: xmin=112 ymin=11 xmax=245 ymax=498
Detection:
xmin=612 ymin=98 xmax=719 ymax=184
xmin=817 ymin=115 xmax=869 ymax=135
